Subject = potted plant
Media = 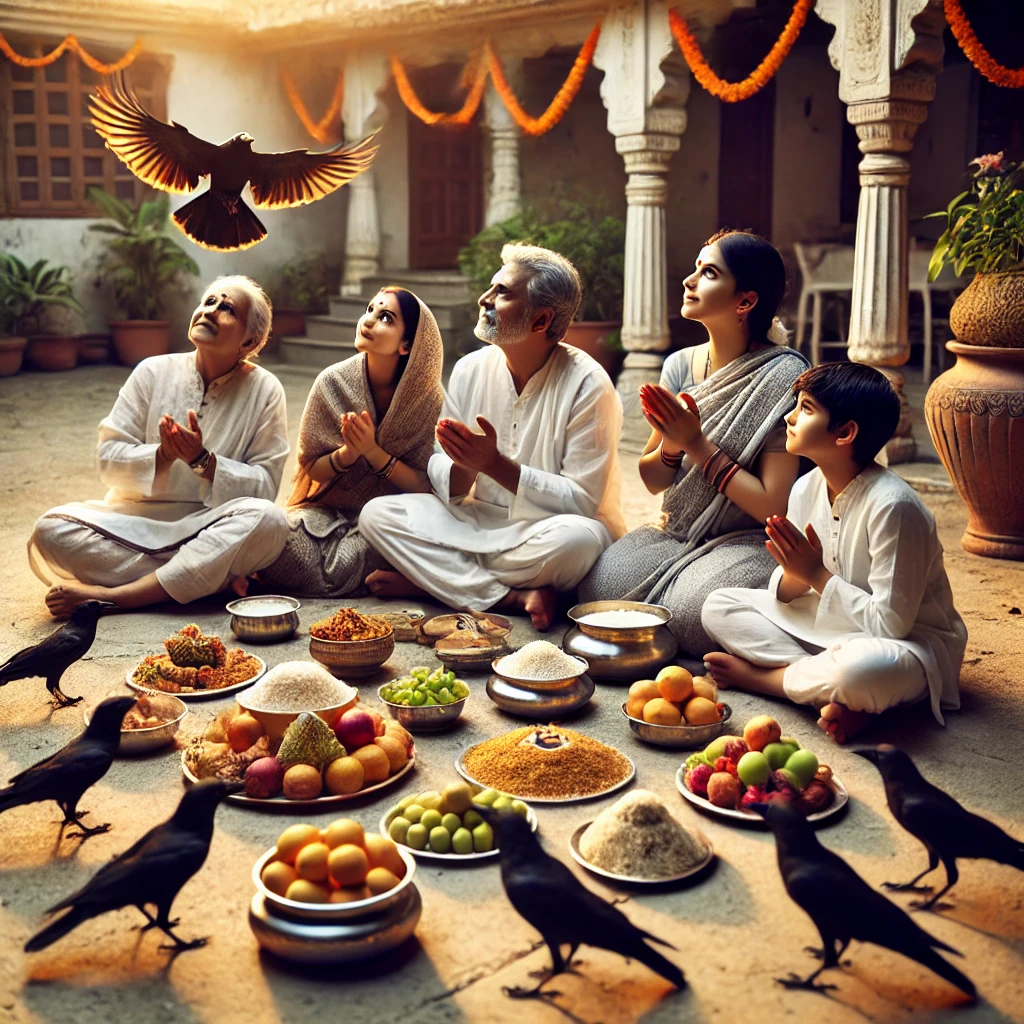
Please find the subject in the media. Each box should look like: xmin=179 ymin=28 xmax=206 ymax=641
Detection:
xmin=0 ymin=265 xmax=27 ymax=377
xmin=267 ymin=259 xmax=333 ymax=355
xmin=88 ymin=187 xmax=199 ymax=367
xmin=924 ymin=152 xmax=1024 ymax=560
xmin=0 ymin=254 xmax=84 ymax=372
xmin=458 ymin=203 xmax=626 ymax=379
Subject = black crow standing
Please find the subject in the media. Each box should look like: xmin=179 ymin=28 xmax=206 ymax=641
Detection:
xmin=475 ymin=804 xmax=685 ymax=998
xmin=0 ymin=694 xmax=135 ymax=840
xmin=856 ymin=744 xmax=1024 ymax=910
xmin=0 ymin=599 xmax=113 ymax=708
xmin=25 ymin=778 xmax=241 ymax=955
xmin=752 ymin=801 xmax=975 ymax=1000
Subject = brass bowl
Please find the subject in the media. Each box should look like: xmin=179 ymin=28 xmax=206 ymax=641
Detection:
xmin=620 ymin=701 xmax=732 ymax=749
xmin=563 ymin=601 xmax=679 ymax=682
xmin=83 ymin=693 xmax=187 ymax=755
xmin=309 ymin=628 xmax=395 ymax=678
xmin=490 ymin=653 xmax=589 ymax=692
xmin=226 ymin=595 xmax=300 ymax=643
xmin=486 ymin=673 xmax=594 ymax=718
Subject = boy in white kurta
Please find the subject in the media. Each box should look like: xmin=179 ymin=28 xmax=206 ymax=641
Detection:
xmin=701 ymin=362 xmax=967 ymax=743
xmin=359 ymin=245 xmax=624 ymax=631
xmin=30 ymin=277 xmax=290 ymax=616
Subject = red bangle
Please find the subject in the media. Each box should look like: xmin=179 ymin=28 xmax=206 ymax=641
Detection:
xmin=717 ymin=462 xmax=741 ymax=493
xmin=660 ymin=444 xmax=683 ymax=468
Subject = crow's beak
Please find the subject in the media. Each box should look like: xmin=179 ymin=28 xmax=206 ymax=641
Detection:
xmin=97 ymin=601 xmax=117 ymax=612
xmin=221 ymin=780 xmax=245 ymax=795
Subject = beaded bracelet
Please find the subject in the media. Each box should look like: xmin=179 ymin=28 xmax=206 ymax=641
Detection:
xmin=375 ymin=454 xmax=398 ymax=479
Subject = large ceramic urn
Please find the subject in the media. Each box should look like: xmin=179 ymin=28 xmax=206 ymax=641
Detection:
xmin=925 ymin=270 xmax=1024 ymax=560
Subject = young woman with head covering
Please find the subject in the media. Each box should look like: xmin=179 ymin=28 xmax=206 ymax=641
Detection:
xmin=259 ymin=287 xmax=444 ymax=596
xmin=579 ymin=230 xmax=810 ymax=657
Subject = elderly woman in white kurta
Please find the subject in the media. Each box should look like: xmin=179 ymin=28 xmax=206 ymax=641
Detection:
xmin=701 ymin=363 xmax=967 ymax=744
xmin=358 ymin=245 xmax=625 ymax=632
xmin=30 ymin=275 xmax=289 ymax=617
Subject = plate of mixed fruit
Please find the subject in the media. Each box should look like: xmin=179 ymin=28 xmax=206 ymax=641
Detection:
xmin=675 ymin=714 xmax=847 ymax=824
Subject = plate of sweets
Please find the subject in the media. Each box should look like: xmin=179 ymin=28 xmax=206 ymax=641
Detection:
xmin=676 ymin=714 xmax=847 ymax=825
xmin=181 ymin=661 xmax=415 ymax=808
xmin=128 ymin=624 xmax=264 ymax=699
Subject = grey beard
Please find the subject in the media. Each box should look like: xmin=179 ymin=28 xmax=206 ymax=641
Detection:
xmin=474 ymin=310 xmax=530 ymax=346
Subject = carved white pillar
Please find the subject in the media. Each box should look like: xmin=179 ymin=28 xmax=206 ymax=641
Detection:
xmin=817 ymin=0 xmax=945 ymax=461
xmin=483 ymin=73 xmax=522 ymax=226
xmin=341 ymin=54 xmax=389 ymax=297
xmin=594 ymin=0 xmax=688 ymax=444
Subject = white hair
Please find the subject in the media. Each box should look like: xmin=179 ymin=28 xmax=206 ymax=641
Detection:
xmin=500 ymin=243 xmax=583 ymax=341
xmin=205 ymin=275 xmax=273 ymax=358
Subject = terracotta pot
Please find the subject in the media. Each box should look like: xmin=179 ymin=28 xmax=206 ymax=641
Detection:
xmin=949 ymin=269 xmax=1024 ymax=347
xmin=76 ymin=332 xmax=112 ymax=365
xmin=272 ymin=308 xmax=306 ymax=338
xmin=925 ymin=342 xmax=1024 ymax=560
xmin=110 ymin=320 xmax=171 ymax=367
xmin=24 ymin=334 xmax=81 ymax=372
xmin=563 ymin=321 xmax=624 ymax=381
xmin=0 ymin=336 xmax=27 ymax=377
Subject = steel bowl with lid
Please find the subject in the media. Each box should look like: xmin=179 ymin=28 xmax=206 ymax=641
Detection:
xmin=226 ymin=595 xmax=301 ymax=643
xmin=562 ymin=601 xmax=679 ymax=681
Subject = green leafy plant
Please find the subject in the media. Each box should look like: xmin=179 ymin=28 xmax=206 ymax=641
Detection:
xmin=0 ymin=253 xmax=83 ymax=335
xmin=458 ymin=203 xmax=625 ymax=323
xmin=928 ymin=152 xmax=1024 ymax=281
xmin=87 ymin=188 xmax=199 ymax=320
xmin=271 ymin=258 xmax=332 ymax=313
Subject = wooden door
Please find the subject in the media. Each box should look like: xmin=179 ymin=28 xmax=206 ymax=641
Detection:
xmin=717 ymin=80 xmax=775 ymax=237
xmin=408 ymin=111 xmax=481 ymax=269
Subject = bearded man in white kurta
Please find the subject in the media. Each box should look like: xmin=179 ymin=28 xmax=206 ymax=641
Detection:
xmin=31 ymin=276 xmax=289 ymax=617
xmin=358 ymin=244 xmax=625 ymax=631
xmin=700 ymin=362 xmax=967 ymax=744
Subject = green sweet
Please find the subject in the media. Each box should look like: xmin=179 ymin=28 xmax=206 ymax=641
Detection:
xmin=429 ymin=826 xmax=452 ymax=854
xmin=388 ymin=816 xmax=412 ymax=844
xmin=493 ymin=795 xmax=513 ymax=811
xmin=403 ymin=803 xmax=425 ymax=824
xmin=408 ymin=691 xmax=427 ymax=707
xmin=420 ymin=808 xmax=443 ymax=831
xmin=462 ymin=809 xmax=483 ymax=829
xmin=405 ymin=823 xmax=428 ymax=850
xmin=511 ymin=800 xmax=529 ymax=818
xmin=441 ymin=813 xmax=462 ymax=835
xmin=473 ymin=789 xmax=500 ymax=806
xmin=397 ymin=794 xmax=419 ymax=811
xmin=451 ymin=827 xmax=474 ymax=855
xmin=763 ymin=742 xmax=798 ymax=771
xmin=419 ymin=791 xmax=443 ymax=810
xmin=472 ymin=821 xmax=494 ymax=853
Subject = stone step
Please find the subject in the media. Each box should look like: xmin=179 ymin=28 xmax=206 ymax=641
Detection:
xmin=277 ymin=334 xmax=356 ymax=369
xmin=359 ymin=269 xmax=473 ymax=305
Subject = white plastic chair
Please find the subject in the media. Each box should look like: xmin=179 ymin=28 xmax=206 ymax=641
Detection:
xmin=909 ymin=249 xmax=963 ymax=380
xmin=793 ymin=243 xmax=855 ymax=364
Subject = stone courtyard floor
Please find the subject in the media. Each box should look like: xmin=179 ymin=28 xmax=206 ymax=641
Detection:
xmin=0 ymin=363 xmax=1022 ymax=1024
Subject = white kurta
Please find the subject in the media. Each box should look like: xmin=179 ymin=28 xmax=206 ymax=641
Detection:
xmin=29 ymin=352 xmax=290 ymax=603
xmin=358 ymin=343 xmax=625 ymax=608
xmin=703 ymin=464 xmax=967 ymax=724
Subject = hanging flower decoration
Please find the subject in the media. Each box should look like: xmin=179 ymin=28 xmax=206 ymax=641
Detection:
xmin=486 ymin=21 xmax=601 ymax=136
xmin=391 ymin=48 xmax=488 ymax=126
xmin=280 ymin=67 xmax=345 ymax=144
xmin=944 ymin=0 xmax=1024 ymax=89
xmin=668 ymin=0 xmax=813 ymax=103
xmin=0 ymin=33 xmax=143 ymax=74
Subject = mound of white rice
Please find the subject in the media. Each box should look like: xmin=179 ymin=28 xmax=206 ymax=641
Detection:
xmin=240 ymin=661 xmax=355 ymax=712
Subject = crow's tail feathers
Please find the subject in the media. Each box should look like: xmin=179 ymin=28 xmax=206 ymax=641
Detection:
xmin=634 ymin=941 xmax=686 ymax=989
xmin=996 ymin=839 xmax=1024 ymax=873
xmin=24 ymin=905 xmax=93 ymax=953
xmin=636 ymin=926 xmax=678 ymax=952
xmin=173 ymin=191 xmax=266 ymax=252
xmin=0 ymin=784 xmax=28 ymax=816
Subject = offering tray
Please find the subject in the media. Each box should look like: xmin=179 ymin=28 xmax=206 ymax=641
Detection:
xmin=181 ymin=749 xmax=415 ymax=808
xmin=127 ymin=655 xmax=265 ymax=701
xmin=568 ymin=821 xmax=714 ymax=885
xmin=486 ymin=672 xmax=594 ymax=718
xmin=248 ymin=885 xmax=421 ymax=965
xmin=455 ymin=746 xmax=635 ymax=805
xmin=675 ymin=765 xmax=849 ymax=826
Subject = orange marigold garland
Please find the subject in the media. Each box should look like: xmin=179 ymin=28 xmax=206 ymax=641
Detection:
xmin=391 ymin=49 xmax=488 ymax=126
xmin=0 ymin=33 xmax=143 ymax=74
xmin=944 ymin=0 xmax=1024 ymax=89
xmin=486 ymin=21 xmax=601 ymax=136
xmin=280 ymin=67 xmax=345 ymax=144
xmin=669 ymin=0 xmax=812 ymax=103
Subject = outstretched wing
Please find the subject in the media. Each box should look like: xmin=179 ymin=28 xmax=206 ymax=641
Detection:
xmin=248 ymin=133 xmax=378 ymax=210
xmin=88 ymin=74 xmax=219 ymax=194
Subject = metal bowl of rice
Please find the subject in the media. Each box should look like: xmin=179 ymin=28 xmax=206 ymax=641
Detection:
xmin=226 ymin=595 xmax=301 ymax=643
xmin=620 ymin=701 xmax=732 ymax=749
xmin=491 ymin=642 xmax=588 ymax=692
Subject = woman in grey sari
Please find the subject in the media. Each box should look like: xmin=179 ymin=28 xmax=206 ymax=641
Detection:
xmin=580 ymin=231 xmax=809 ymax=656
xmin=259 ymin=288 xmax=444 ymax=596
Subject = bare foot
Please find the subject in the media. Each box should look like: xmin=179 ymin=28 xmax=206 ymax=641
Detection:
xmin=817 ymin=703 xmax=874 ymax=745
xmin=45 ymin=583 xmax=111 ymax=619
xmin=229 ymin=576 xmax=249 ymax=597
xmin=497 ymin=586 xmax=557 ymax=632
xmin=365 ymin=570 xmax=429 ymax=599
xmin=703 ymin=652 xmax=787 ymax=696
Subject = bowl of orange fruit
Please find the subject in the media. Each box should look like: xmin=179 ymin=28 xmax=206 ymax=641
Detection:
xmin=621 ymin=666 xmax=731 ymax=748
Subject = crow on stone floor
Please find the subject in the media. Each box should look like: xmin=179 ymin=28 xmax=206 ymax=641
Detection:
xmin=0 ymin=694 xmax=135 ymax=840
xmin=25 ymin=778 xmax=241 ymax=956
xmin=475 ymin=804 xmax=685 ymax=999
xmin=752 ymin=800 xmax=975 ymax=1000
xmin=89 ymin=74 xmax=378 ymax=252
xmin=0 ymin=599 xmax=113 ymax=708
xmin=856 ymin=744 xmax=1024 ymax=911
